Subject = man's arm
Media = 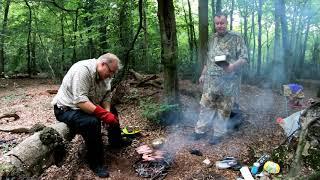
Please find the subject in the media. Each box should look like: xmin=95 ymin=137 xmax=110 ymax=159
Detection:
xmin=199 ymin=65 xmax=207 ymax=83
xmin=77 ymin=101 xmax=97 ymax=114
xmin=225 ymin=36 xmax=248 ymax=72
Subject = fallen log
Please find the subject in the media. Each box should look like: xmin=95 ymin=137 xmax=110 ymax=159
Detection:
xmin=129 ymin=69 xmax=162 ymax=88
xmin=288 ymin=102 xmax=320 ymax=178
xmin=0 ymin=122 xmax=71 ymax=178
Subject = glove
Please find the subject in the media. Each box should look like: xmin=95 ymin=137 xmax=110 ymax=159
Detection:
xmin=93 ymin=105 xmax=119 ymax=125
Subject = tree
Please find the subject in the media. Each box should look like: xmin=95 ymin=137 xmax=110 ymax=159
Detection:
xmin=198 ymin=0 xmax=208 ymax=78
xmin=0 ymin=0 xmax=11 ymax=77
xmin=257 ymin=0 xmax=262 ymax=75
xmin=216 ymin=0 xmax=222 ymax=13
xmin=156 ymin=0 xmax=179 ymax=107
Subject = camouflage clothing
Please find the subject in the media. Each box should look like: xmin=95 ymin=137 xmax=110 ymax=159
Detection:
xmin=195 ymin=31 xmax=248 ymax=137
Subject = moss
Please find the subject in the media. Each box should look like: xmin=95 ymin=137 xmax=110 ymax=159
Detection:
xmin=307 ymin=171 xmax=320 ymax=180
xmin=0 ymin=163 xmax=25 ymax=178
xmin=39 ymin=127 xmax=66 ymax=166
xmin=304 ymin=148 xmax=320 ymax=171
xmin=30 ymin=123 xmax=46 ymax=133
xmin=272 ymin=145 xmax=293 ymax=171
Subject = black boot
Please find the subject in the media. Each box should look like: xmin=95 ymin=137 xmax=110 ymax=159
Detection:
xmin=108 ymin=125 xmax=131 ymax=148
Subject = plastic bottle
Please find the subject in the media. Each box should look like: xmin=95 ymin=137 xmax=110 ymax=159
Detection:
xmin=250 ymin=154 xmax=270 ymax=175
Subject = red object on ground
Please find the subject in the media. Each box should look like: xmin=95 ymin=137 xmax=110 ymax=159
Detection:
xmin=276 ymin=117 xmax=284 ymax=124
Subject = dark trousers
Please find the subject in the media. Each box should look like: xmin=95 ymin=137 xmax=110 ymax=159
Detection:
xmin=54 ymin=105 xmax=104 ymax=167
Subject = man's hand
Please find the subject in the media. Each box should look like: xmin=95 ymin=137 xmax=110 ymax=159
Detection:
xmin=223 ymin=59 xmax=246 ymax=73
xmin=199 ymin=75 xmax=205 ymax=84
xmin=93 ymin=105 xmax=119 ymax=125
xmin=223 ymin=63 xmax=235 ymax=73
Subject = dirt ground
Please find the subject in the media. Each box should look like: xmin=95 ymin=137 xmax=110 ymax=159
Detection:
xmin=0 ymin=77 xmax=319 ymax=180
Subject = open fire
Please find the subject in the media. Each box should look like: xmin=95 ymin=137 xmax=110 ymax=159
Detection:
xmin=134 ymin=144 xmax=173 ymax=179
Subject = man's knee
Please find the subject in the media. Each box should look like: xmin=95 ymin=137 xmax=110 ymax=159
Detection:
xmin=81 ymin=115 xmax=101 ymax=129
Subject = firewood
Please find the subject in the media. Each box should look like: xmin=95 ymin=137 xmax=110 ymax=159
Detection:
xmin=129 ymin=69 xmax=144 ymax=81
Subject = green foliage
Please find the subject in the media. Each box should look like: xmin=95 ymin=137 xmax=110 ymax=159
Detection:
xmin=139 ymin=97 xmax=179 ymax=125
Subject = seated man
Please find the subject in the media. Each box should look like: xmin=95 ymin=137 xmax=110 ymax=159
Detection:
xmin=51 ymin=53 xmax=123 ymax=178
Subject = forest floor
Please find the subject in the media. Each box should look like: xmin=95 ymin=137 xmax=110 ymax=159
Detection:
xmin=0 ymin=77 xmax=319 ymax=180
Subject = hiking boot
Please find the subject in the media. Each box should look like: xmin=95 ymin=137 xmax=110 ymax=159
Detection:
xmin=91 ymin=165 xmax=110 ymax=178
xmin=190 ymin=132 xmax=206 ymax=141
xmin=209 ymin=136 xmax=222 ymax=145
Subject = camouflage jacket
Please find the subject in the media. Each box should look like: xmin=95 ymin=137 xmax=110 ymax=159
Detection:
xmin=203 ymin=31 xmax=248 ymax=97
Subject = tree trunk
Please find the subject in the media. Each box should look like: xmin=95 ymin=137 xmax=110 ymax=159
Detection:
xmin=31 ymin=32 xmax=36 ymax=75
xmin=156 ymin=0 xmax=179 ymax=107
xmin=183 ymin=3 xmax=192 ymax=64
xmin=188 ymin=0 xmax=198 ymax=60
xmin=0 ymin=123 xmax=72 ymax=178
xmin=84 ymin=0 xmax=96 ymax=58
xmin=72 ymin=9 xmax=79 ymax=63
xmin=198 ymin=0 xmax=208 ymax=78
xmin=216 ymin=0 xmax=221 ymax=13
xmin=61 ymin=13 xmax=65 ymax=65
xmin=119 ymin=1 xmax=132 ymax=67
xmin=0 ymin=0 xmax=11 ymax=77
xmin=299 ymin=17 xmax=310 ymax=71
xmin=25 ymin=0 xmax=32 ymax=77
xmin=278 ymin=0 xmax=290 ymax=81
xmin=266 ymin=24 xmax=270 ymax=64
xmin=257 ymin=0 xmax=262 ymax=75
xmin=98 ymin=19 xmax=108 ymax=54
xmin=143 ymin=0 xmax=149 ymax=72
xmin=272 ymin=0 xmax=284 ymax=88
xmin=229 ymin=0 xmax=234 ymax=30
xmin=211 ymin=0 xmax=215 ymax=33
xmin=250 ymin=9 xmax=255 ymax=69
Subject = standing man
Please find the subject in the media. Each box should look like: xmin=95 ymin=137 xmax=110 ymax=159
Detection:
xmin=51 ymin=53 xmax=122 ymax=177
xmin=193 ymin=13 xmax=248 ymax=145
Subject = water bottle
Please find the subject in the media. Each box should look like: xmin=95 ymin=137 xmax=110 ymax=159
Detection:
xmin=250 ymin=154 xmax=270 ymax=175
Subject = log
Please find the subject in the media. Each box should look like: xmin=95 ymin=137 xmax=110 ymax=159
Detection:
xmin=288 ymin=102 xmax=320 ymax=178
xmin=0 ymin=122 xmax=71 ymax=178
xmin=129 ymin=69 xmax=144 ymax=80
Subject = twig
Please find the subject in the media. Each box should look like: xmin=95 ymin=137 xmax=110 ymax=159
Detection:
xmin=0 ymin=113 xmax=20 ymax=120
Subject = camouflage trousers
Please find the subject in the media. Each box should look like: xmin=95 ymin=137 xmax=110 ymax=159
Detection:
xmin=195 ymin=93 xmax=234 ymax=137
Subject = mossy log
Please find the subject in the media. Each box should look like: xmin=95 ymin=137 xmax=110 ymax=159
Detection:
xmin=288 ymin=102 xmax=320 ymax=178
xmin=0 ymin=122 xmax=71 ymax=178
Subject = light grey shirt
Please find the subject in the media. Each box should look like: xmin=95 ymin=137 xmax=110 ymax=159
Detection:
xmin=51 ymin=59 xmax=112 ymax=110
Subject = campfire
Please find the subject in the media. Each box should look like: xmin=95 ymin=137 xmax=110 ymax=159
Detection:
xmin=134 ymin=144 xmax=173 ymax=179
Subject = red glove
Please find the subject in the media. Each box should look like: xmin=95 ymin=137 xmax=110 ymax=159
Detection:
xmin=93 ymin=105 xmax=118 ymax=125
